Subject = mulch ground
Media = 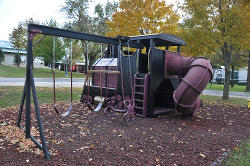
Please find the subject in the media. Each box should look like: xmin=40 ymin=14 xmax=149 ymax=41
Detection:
xmin=0 ymin=101 xmax=249 ymax=166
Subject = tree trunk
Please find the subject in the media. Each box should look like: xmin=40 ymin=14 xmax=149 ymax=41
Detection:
xmin=223 ymin=64 xmax=230 ymax=100
xmin=222 ymin=45 xmax=232 ymax=100
xmin=246 ymin=51 xmax=250 ymax=91
xmin=17 ymin=49 xmax=20 ymax=68
xmin=231 ymin=65 xmax=234 ymax=87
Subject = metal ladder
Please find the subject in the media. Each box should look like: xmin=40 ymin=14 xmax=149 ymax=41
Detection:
xmin=133 ymin=73 xmax=148 ymax=117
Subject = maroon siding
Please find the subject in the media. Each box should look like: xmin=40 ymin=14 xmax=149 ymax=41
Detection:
xmin=93 ymin=66 xmax=118 ymax=89
xmin=107 ymin=66 xmax=118 ymax=89
xmin=93 ymin=66 xmax=106 ymax=87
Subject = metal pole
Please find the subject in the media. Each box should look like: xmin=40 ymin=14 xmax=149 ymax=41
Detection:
xmin=70 ymin=40 xmax=73 ymax=102
xmin=17 ymin=80 xmax=26 ymax=127
xmin=86 ymin=41 xmax=88 ymax=73
xmin=65 ymin=52 xmax=68 ymax=76
xmin=53 ymin=37 xmax=56 ymax=105
xmin=31 ymin=72 xmax=51 ymax=159
xmin=25 ymin=33 xmax=32 ymax=138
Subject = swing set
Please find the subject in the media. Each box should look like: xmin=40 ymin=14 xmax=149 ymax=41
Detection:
xmin=18 ymin=24 xmax=212 ymax=159
xmin=17 ymin=24 xmax=143 ymax=159
xmin=52 ymin=37 xmax=73 ymax=117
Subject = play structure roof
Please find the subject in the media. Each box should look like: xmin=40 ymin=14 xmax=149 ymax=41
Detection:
xmin=93 ymin=58 xmax=117 ymax=67
xmin=129 ymin=33 xmax=186 ymax=47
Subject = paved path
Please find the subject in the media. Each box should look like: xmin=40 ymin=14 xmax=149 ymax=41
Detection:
xmin=202 ymin=89 xmax=250 ymax=99
xmin=0 ymin=78 xmax=85 ymax=87
xmin=1 ymin=78 xmax=249 ymax=99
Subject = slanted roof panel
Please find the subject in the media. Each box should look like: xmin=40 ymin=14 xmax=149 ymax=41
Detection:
xmin=129 ymin=33 xmax=186 ymax=47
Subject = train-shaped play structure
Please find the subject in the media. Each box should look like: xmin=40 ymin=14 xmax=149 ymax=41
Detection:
xmin=18 ymin=24 xmax=212 ymax=159
xmin=81 ymin=34 xmax=212 ymax=118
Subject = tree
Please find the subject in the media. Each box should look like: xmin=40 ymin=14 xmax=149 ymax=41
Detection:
xmin=9 ymin=18 xmax=39 ymax=68
xmin=106 ymin=0 xmax=180 ymax=37
xmin=0 ymin=48 xmax=4 ymax=65
xmin=34 ymin=20 xmax=65 ymax=67
xmin=246 ymin=51 xmax=250 ymax=91
xmin=9 ymin=22 xmax=26 ymax=67
xmin=61 ymin=0 xmax=92 ymax=74
xmin=13 ymin=54 xmax=22 ymax=67
xmin=180 ymin=0 xmax=249 ymax=100
xmin=93 ymin=1 xmax=118 ymax=35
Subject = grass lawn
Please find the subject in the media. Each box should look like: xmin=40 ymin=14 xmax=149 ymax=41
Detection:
xmin=1 ymin=86 xmax=248 ymax=108
xmin=206 ymin=83 xmax=247 ymax=92
xmin=200 ymin=94 xmax=248 ymax=106
xmin=221 ymin=139 xmax=250 ymax=166
xmin=0 ymin=65 xmax=85 ymax=78
xmin=0 ymin=86 xmax=83 ymax=108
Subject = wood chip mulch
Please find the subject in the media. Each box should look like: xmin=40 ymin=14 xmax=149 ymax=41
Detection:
xmin=0 ymin=101 xmax=249 ymax=165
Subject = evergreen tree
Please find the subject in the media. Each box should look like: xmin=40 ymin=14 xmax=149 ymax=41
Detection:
xmin=0 ymin=48 xmax=4 ymax=65
xmin=13 ymin=53 xmax=21 ymax=67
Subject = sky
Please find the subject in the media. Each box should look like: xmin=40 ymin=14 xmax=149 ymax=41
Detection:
xmin=0 ymin=0 xmax=179 ymax=41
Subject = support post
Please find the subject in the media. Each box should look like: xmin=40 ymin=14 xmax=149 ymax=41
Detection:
xmin=17 ymin=80 xmax=27 ymax=127
xmin=18 ymin=28 xmax=50 ymax=159
xmin=31 ymin=72 xmax=51 ymax=159
xmin=25 ymin=33 xmax=33 ymax=138
xmin=177 ymin=46 xmax=181 ymax=53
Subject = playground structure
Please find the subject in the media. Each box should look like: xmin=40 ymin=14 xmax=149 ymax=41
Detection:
xmin=17 ymin=24 xmax=212 ymax=159
xmin=82 ymin=34 xmax=212 ymax=117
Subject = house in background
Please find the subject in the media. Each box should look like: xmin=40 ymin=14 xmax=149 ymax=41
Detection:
xmin=0 ymin=40 xmax=44 ymax=67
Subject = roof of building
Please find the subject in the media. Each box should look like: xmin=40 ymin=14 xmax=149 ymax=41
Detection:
xmin=0 ymin=40 xmax=27 ymax=54
xmin=129 ymin=33 xmax=186 ymax=47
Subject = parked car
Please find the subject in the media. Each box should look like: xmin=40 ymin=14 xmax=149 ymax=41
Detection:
xmin=215 ymin=74 xmax=224 ymax=84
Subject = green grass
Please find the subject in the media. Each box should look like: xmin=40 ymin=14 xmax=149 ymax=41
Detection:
xmin=221 ymin=139 xmax=250 ymax=166
xmin=0 ymin=86 xmax=83 ymax=108
xmin=206 ymin=83 xmax=247 ymax=92
xmin=0 ymin=65 xmax=85 ymax=78
xmin=200 ymin=94 xmax=248 ymax=106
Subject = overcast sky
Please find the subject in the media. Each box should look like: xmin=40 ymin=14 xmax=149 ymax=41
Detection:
xmin=0 ymin=0 xmax=179 ymax=41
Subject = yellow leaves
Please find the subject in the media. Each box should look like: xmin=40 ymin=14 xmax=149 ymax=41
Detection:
xmin=52 ymin=139 xmax=57 ymax=143
xmin=0 ymin=124 xmax=50 ymax=156
xmin=107 ymin=0 xmax=179 ymax=37
xmin=233 ymin=147 xmax=239 ymax=151
xmin=89 ymin=144 xmax=95 ymax=149
xmin=199 ymin=153 xmax=206 ymax=158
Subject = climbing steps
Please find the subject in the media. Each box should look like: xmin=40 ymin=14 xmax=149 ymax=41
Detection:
xmin=133 ymin=73 xmax=148 ymax=117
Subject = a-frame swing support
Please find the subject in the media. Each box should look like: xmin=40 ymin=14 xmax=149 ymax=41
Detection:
xmin=17 ymin=24 xmax=143 ymax=159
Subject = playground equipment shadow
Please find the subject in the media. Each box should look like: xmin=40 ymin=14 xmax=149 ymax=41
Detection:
xmin=0 ymin=102 xmax=249 ymax=165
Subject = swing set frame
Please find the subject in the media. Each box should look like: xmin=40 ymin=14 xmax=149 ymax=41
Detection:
xmin=17 ymin=24 xmax=143 ymax=159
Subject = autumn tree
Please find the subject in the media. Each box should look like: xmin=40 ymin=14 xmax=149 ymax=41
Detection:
xmin=180 ymin=0 xmax=249 ymax=100
xmin=34 ymin=20 xmax=65 ymax=67
xmin=0 ymin=48 xmax=4 ymax=65
xmin=61 ymin=0 xmax=91 ymax=74
xmin=107 ymin=0 xmax=180 ymax=37
xmin=246 ymin=51 xmax=250 ymax=91
xmin=9 ymin=22 xmax=26 ymax=67
xmin=241 ymin=2 xmax=250 ymax=91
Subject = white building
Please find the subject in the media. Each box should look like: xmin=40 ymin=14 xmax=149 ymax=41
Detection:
xmin=0 ymin=40 xmax=44 ymax=67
